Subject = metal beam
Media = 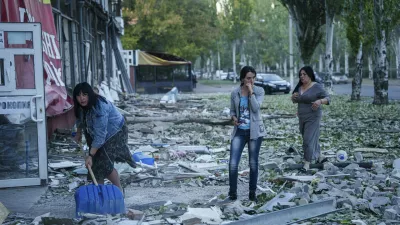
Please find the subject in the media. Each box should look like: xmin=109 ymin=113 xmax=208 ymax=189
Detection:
xmin=228 ymin=199 xmax=337 ymax=225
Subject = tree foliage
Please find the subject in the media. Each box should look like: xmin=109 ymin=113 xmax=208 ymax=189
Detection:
xmin=121 ymin=0 xmax=220 ymax=63
xmin=278 ymin=0 xmax=326 ymax=65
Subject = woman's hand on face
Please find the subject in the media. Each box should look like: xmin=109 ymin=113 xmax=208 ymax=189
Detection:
xmin=311 ymin=99 xmax=322 ymax=110
xmin=85 ymin=156 xmax=93 ymax=168
xmin=246 ymin=83 xmax=253 ymax=95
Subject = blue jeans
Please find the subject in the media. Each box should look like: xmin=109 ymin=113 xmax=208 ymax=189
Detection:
xmin=229 ymin=128 xmax=263 ymax=193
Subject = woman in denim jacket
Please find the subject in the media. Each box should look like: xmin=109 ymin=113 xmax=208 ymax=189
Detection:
xmin=229 ymin=66 xmax=266 ymax=202
xmin=73 ymin=82 xmax=136 ymax=192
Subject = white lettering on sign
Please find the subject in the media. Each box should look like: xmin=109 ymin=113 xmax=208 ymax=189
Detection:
xmin=0 ymin=97 xmax=32 ymax=114
xmin=44 ymin=61 xmax=64 ymax=86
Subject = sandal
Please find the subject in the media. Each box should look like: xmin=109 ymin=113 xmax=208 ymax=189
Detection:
xmin=300 ymin=161 xmax=310 ymax=172
xmin=318 ymin=157 xmax=328 ymax=164
xmin=299 ymin=167 xmax=308 ymax=173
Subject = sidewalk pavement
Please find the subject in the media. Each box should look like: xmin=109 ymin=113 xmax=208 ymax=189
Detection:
xmin=0 ymin=186 xmax=47 ymax=216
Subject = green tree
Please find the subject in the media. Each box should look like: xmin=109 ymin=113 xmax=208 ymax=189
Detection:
xmin=219 ymin=0 xmax=254 ymax=82
xmin=344 ymin=0 xmax=374 ymax=100
xmin=279 ymin=0 xmax=326 ymax=65
xmin=121 ymin=0 xmax=220 ymax=63
xmin=372 ymin=0 xmax=400 ymax=104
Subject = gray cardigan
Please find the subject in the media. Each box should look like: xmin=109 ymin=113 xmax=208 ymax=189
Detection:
xmin=230 ymin=85 xmax=266 ymax=140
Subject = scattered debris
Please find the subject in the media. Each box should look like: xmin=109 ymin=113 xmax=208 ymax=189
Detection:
xmin=0 ymin=202 xmax=9 ymax=224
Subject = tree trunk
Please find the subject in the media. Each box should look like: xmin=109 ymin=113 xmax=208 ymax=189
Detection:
xmin=200 ymin=54 xmax=205 ymax=79
xmin=319 ymin=54 xmax=323 ymax=73
xmin=284 ymin=58 xmax=287 ymax=77
xmin=324 ymin=6 xmax=334 ymax=93
xmin=289 ymin=13 xmax=294 ymax=87
xmin=351 ymin=0 xmax=364 ymax=101
xmin=351 ymin=43 xmax=363 ymax=101
xmin=397 ymin=53 xmax=400 ymax=79
xmin=210 ymin=50 xmax=214 ymax=80
xmin=336 ymin=56 xmax=341 ymax=73
xmin=368 ymin=55 xmax=373 ymax=79
xmin=345 ymin=50 xmax=349 ymax=76
xmin=397 ymin=37 xmax=400 ymax=79
xmin=232 ymin=40 xmax=237 ymax=83
xmin=217 ymin=51 xmax=221 ymax=71
xmin=373 ymin=0 xmax=389 ymax=105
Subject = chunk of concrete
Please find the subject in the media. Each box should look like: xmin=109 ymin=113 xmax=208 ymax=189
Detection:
xmin=127 ymin=209 xmax=144 ymax=220
xmin=383 ymin=208 xmax=398 ymax=220
xmin=180 ymin=207 xmax=222 ymax=225
xmin=354 ymin=148 xmax=388 ymax=153
xmin=182 ymin=217 xmax=202 ymax=225
xmin=370 ymin=197 xmax=390 ymax=207
xmin=258 ymin=192 xmax=296 ymax=212
xmin=0 ymin=202 xmax=9 ymax=224
xmin=351 ymin=220 xmax=367 ymax=225
xmin=394 ymin=159 xmax=400 ymax=169
xmin=363 ymin=187 xmax=375 ymax=199
xmin=260 ymin=162 xmax=280 ymax=170
xmin=354 ymin=152 xmax=363 ymax=162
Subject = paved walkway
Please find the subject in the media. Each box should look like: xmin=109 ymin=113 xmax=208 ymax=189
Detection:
xmin=0 ymin=186 xmax=47 ymax=215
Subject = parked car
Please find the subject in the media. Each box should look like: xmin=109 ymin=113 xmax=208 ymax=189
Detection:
xmin=254 ymin=73 xmax=291 ymax=94
xmin=332 ymin=72 xmax=348 ymax=84
xmin=227 ymin=72 xmax=239 ymax=81
xmin=314 ymin=72 xmax=324 ymax=83
xmin=219 ymin=71 xmax=228 ymax=80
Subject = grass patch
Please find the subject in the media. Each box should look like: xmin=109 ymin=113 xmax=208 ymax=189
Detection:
xmin=198 ymin=79 xmax=235 ymax=86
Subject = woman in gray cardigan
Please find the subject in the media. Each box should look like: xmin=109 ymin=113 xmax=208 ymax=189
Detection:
xmin=229 ymin=66 xmax=266 ymax=202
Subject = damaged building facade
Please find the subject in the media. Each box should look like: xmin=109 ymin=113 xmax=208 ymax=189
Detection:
xmin=0 ymin=0 xmax=133 ymax=188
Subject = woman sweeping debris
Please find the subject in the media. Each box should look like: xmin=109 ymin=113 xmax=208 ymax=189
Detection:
xmin=228 ymin=66 xmax=266 ymax=202
xmin=73 ymin=82 xmax=136 ymax=192
xmin=291 ymin=66 xmax=330 ymax=172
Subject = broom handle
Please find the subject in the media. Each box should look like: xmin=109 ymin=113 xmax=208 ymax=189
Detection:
xmin=78 ymin=143 xmax=99 ymax=186
xmin=87 ymin=166 xmax=98 ymax=186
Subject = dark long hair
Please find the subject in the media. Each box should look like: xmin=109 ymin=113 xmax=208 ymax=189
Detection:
xmin=292 ymin=66 xmax=316 ymax=93
xmin=240 ymin=66 xmax=257 ymax=86
xmin=73 ymin=82 xmax=99 ymax=118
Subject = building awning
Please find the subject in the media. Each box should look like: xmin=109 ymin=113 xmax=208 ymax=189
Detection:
xmin=138 ymin=51 xmax=190 ymax=66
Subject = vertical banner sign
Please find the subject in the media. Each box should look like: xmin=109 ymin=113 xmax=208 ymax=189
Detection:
xmin=0 ymin=31 xmax=4 ymax=49
xmin=1 ymin=0 xmax=71 ymax=116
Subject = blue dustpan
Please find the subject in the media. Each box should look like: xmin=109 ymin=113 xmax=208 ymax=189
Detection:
xmin=75 ymin=166 xmax=125 ymax=217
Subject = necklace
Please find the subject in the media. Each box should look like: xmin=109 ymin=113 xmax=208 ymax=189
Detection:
xmin=302 ymin=81 xmax=313 ymax=90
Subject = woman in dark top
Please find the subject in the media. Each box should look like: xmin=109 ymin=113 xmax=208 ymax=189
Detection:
xmin=73 ymin=82 xmax=136 ymax=192
xmin=291 ymin=66 xmax=330 ymax=172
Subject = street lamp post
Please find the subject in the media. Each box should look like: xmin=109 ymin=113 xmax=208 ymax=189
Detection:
xmin=272 ymin=2 xmax=294 ymax=90
xmin=289 ymin=13 xmax=294 ymax=90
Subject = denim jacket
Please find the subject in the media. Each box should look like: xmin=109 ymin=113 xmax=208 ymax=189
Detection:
xmin=76 ymin=97 xmax=124 ymax=149
xmin=230 ymin=85 xmax=266 ymax=140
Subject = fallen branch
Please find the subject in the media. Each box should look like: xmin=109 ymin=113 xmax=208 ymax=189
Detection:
xmin=126 ymin=116 xmax=231 ymax=125
xmin=286 ymin=162 xmax=373 ymax=170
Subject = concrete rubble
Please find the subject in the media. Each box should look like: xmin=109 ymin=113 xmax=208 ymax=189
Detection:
xmin=3 ymin=93 xmax=400 ymax=225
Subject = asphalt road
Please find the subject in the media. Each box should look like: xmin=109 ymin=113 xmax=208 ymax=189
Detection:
xmin=195 ymin=82 xmax=400 ymax=100
xmin=333 ymin=83 xmax=400 ymax=100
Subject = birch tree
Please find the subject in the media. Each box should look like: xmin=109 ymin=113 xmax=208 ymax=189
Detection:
xmin=372 ymin=0 xmax=400 ymax=104
xmin=324 ymin=0 xmax=344 ymax=93
xmin=345 ymin=1 xmax=364 ymax=100
xmin=345 ymin=0 xmax=374 ymax=100
xmin=390 ymin=26 xmax=400 ymax=79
